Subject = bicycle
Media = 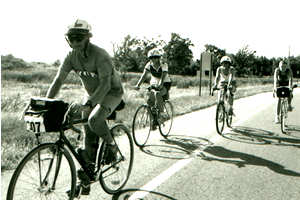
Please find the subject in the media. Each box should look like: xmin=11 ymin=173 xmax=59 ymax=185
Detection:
xmin=211 ymin=85 xmax=234 ymax=135
xmin=132 ymin=86 xmax=174 ymax=147
xmin=7 ymin=97 xmax=134 ymax=200
xmin=275 ymin=85 xmax=297 ymax=134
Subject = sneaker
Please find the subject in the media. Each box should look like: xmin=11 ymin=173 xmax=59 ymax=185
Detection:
xmin=288 ymin=105 xmax=293 ymax=112
xmin=67 ymin=183 xmax=90 ymax=198
xmin=103 ymin=144 xmax=118 ymax=165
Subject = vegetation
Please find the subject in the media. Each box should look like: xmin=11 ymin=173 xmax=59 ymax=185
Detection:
xmin=1 ymin=55 xmax=277 ymax=171
xmin=1 ymin=31 xmax=300 ymax=171
xmin=112 ymin=34 xmax=300 ymax=78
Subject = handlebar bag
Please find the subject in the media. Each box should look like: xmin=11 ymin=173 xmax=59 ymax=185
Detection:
xmin=24 ymin=97 xmax=69 ymax=132
xmin=276 ymin=87 xmax=290 ymax=98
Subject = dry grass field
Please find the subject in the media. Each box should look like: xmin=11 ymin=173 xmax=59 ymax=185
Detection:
xmin=1 ymin=66 xmax=274 ymax=171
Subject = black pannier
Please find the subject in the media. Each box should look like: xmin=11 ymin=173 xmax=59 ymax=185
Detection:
xmin=276 ymin=87 xmax=290 ymax=98
xmin=25 ymin=97 xmax=69 ymax=132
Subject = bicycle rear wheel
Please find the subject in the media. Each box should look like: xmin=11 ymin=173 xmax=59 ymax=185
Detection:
xmin=6 ymin=143 xmax=76 ymax=200
xmin=132 ymin=104 xmax=151 ymax=147
xmin=216 ymin=103 xmax=226 ymax=135
xmin=281 ymin=100 xmax=288 ymax=134
xmin=158 ymin=101 xmax=174 ymax=138
xmin=99 ymin=124 xmax=134 ymax=194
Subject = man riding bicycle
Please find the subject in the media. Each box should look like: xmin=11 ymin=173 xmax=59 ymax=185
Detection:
xmin=134 ymin=48 xmax=172 ymax=130
xmin=46 ymin=19 xmax=124 ymax=196
xmin=273 ymin=60 xmax=293 ymax=124
xmin=212 ymin=55 xmax=237 ymax=115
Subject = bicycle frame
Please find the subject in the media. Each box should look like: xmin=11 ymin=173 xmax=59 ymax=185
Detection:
xmin=35 ymin=117 xmax=120 ymax=187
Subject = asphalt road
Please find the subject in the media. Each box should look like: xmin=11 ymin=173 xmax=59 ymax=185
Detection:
xmin=2 ymin=89 xmax=300 ymax=200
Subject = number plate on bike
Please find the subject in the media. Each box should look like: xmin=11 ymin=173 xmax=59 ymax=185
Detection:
xmin=24 ymin=115 xmax=46 ymax=133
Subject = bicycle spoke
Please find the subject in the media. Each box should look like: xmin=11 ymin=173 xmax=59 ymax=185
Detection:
xmin=132 ymin=105 xmax=151 ymax=147
xmin=99 ymin=124 xmax=134 ymax=194
xmin=7 ymin=144 xmax=76 ymax=200
xmin=159 ymin=101 xmax=173 ymax=138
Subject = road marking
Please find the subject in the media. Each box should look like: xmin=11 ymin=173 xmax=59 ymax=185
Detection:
xmin=130 ymin=95 xmax=270 ymax=199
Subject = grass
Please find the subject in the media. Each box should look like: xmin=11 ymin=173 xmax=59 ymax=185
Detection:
xmin=1 ymin=68 xmax=275 ymax=171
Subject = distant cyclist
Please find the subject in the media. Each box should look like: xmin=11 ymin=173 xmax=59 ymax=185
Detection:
xmin=212 ymin=55 xmax=237 ymax=115
xmin=46 ymin=19 xmax=124 ymax=196
xmin=134 ymin=48 xmax=172 ymax=129
xmin=273 ymin=60 xmax=293 ymax=124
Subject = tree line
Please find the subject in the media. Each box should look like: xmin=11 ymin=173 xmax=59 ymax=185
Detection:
xmin=2 ymin=33 xmax=300 ymax=78
xmin=113 ymin=33 xmax=300 ymax=78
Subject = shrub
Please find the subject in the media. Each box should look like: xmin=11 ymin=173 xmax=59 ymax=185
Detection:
xmin=1 ymin=54 xmax=32 ymax=70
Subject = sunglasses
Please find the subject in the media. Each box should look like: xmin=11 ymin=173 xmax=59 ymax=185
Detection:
xmin=67 ymin=34 xmax=86 ymax=43
xmin=150 ymin=56 xmax=161 ymax=60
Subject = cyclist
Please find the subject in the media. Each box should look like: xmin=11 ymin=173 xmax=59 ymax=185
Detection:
xmin=212 ymin=55 xmax=237 ymax=115
xmin=46 ymin=19 xmax=124 ymax=196
xmin=273 ymin=59 xmax=293 ymax=124
xmin=134 ymin=48 xmax=172 ymax=129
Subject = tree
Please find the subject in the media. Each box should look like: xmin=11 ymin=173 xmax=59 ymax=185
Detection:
xmin=164 ymin=33 xmax=194 ymax=75
xmin=233 ymin=45 xmax=257 ymax=77
xmin=112 ymin=35 xmax=166 ymax=73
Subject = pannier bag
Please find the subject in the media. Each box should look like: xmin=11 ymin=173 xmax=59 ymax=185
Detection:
xmin=24 ymin=97 xmax=69 ymax=133
xmin=276 ymin=87 xmax=290 ymax=98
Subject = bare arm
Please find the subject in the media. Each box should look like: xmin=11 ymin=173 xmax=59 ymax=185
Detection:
xmin=289 ymin=69 xmax=293 ymax=89
xmin=214 ymin=67 xmax=220 ymax=87
xmin=136 ymin=68 xmax=150 ymax=88
xmin=228 ymin=67 xmax=235 ymax=86
xmin=158 ymin=71 xmax=167 ymax=87
xmin=273 ymin=68 xmax=278 ymax=91
xmin=46 ymin=69 xmax=69 ymax=98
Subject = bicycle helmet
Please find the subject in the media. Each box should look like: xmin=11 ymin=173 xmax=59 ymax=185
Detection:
xmin=66 ymin=19 xmax=92 ymax=36
xmin=148 ymin=48 xmax=162 ymax=59
xmin=220 ymin=56 xmax=232 ymax=64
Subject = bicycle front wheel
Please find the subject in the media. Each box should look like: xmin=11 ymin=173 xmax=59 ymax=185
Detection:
xmin=159 ymin=101 xmax=174 ymax=138
xmin=281 ymin=100 xmax=288 ymax=134
xmin=226 ymin=112 xmax=233 ymax=128
xmin=132 ymin=104 xmax=151 ymax=147
xmin=216 ymin=103 xmax=226 ymax=135
xmin=99 ymin=124 xmax=134 ymax=194
xmin=6 ymin=143 xmax=76 ymax=200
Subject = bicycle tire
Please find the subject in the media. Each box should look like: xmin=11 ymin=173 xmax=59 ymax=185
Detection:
xmin=6 ymin=143 xmax=76 ymax=200
xmin=216 ymin=103 xmax=226 ymax=135
xmin=158 ymin=101 xmax=174 ymax=138
xmin=281 ymin=99 xmax=287 ymax=134
xmin=99 ymin=124 xmax=134 ymax=194
xmin=132 ymin=104 xmax=151 ymax=147
xmin=226 ymin=113 xmax=233 ymax=128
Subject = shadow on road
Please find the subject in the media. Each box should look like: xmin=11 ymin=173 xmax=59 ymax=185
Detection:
xmin=112 ymin=188 xmax=177 ymax=200
xmin=223 ymin=126 xmax=300 ymax=147
xmin=139 ymin=135 xmax=213 ymax=159
xmin=285 ymin=124 xmax=300 ymax=134
xmin=199 ymin=145 xmax=300 ymax=177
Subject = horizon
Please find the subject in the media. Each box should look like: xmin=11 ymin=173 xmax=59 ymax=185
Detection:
xmin=1 ymin=0 xmax=300 ymax=64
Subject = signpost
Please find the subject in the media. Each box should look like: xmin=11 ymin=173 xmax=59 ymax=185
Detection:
xmin=199 ymin=51 xmax=212 ymax=96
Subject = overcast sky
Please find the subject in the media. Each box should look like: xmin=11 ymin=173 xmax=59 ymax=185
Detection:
xmin=1 ymin=0 xmax=300 ymax=63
